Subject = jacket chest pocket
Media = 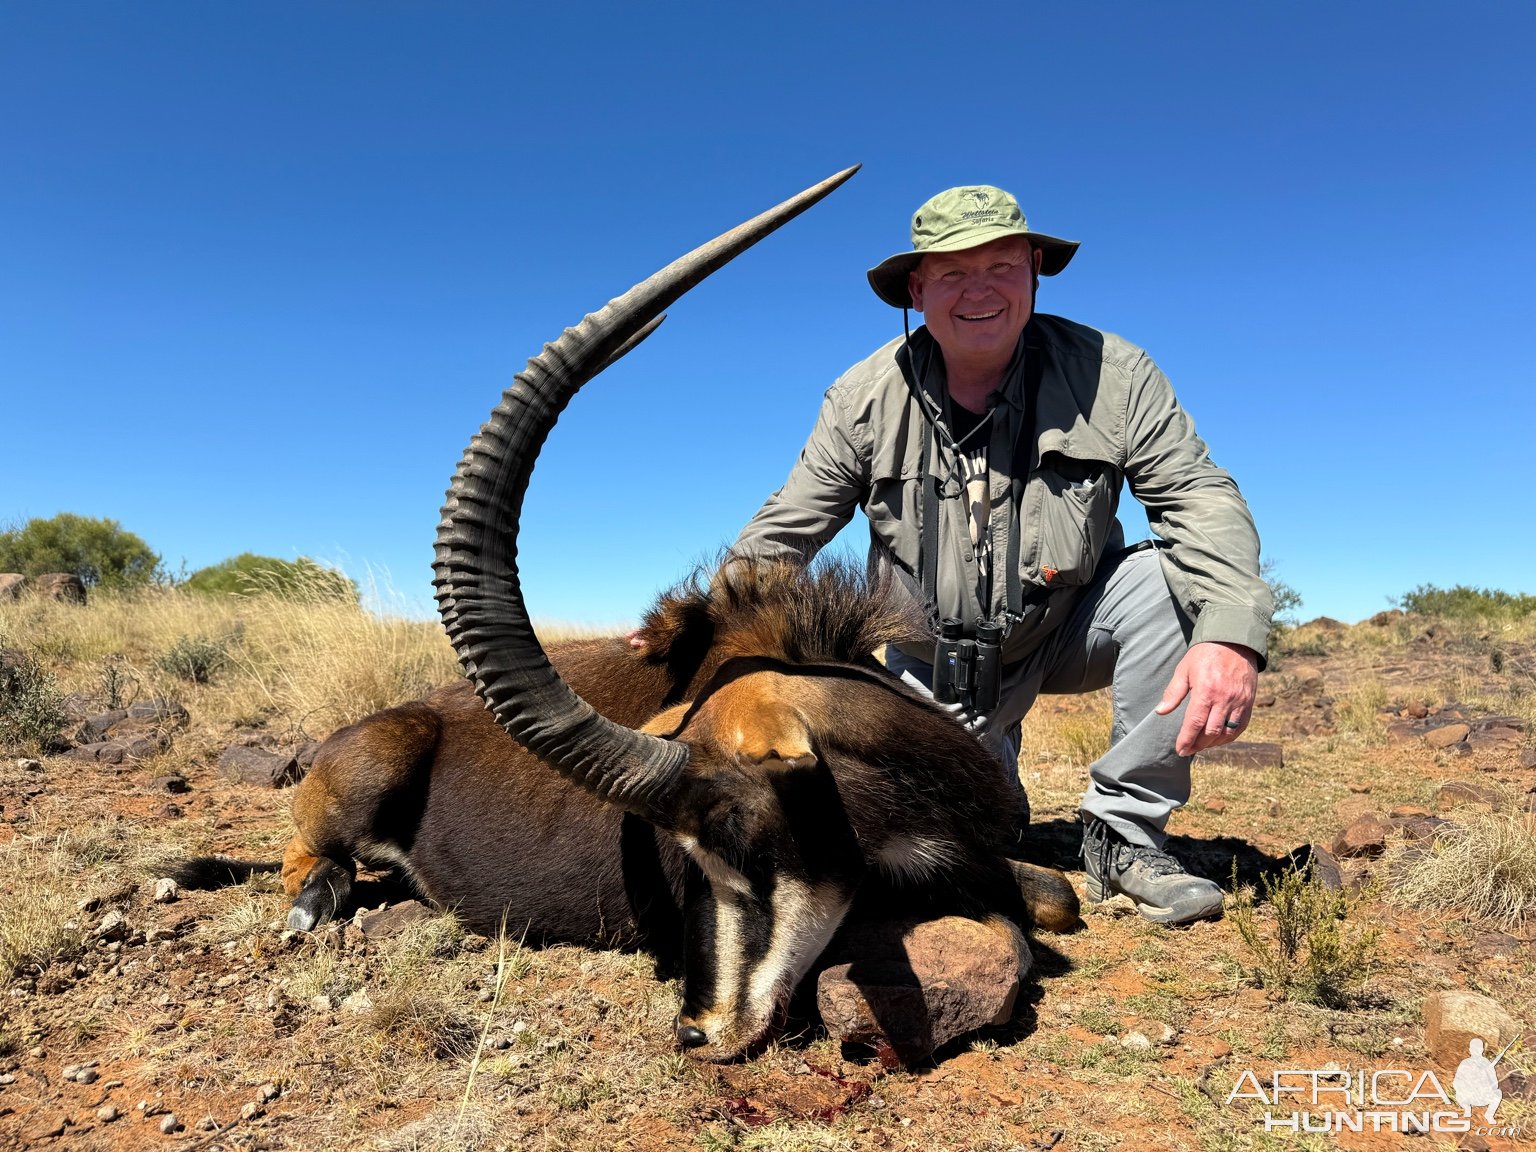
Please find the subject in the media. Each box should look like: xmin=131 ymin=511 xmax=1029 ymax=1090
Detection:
xmin=866 ymin=457 xmax=923 ymax=571
xmin=1030 ymin=451 xmax=1120 ymax=587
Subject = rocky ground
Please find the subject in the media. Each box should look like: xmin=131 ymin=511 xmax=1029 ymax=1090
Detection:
xmin=2 ymin=608 xmax=1534 ymax=1151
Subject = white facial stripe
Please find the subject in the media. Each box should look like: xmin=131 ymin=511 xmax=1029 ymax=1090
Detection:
xmin=712 ymin=897 xmax=745 ymax=1019
xmin=746 ymin=879 xmax=849 ymax=1011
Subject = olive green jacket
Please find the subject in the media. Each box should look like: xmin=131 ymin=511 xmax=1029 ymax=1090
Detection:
xmin=731 ymin=313 xmax=1273 ymax=666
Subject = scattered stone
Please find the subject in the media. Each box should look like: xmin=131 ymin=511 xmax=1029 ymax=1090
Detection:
xmin=1203 ymin=799 xmax=1227 ymax=814
xmin=1120 ymin=1031 xmax=1152 ymax=1050
xmin=357 ymin=900 xmax=436 ymax=938
xmin=159 ymin=1113 xmax=181 ymax=1135
xmin=0 ymin=573 xmax=26 ymax=599
xmin=16 ymin=757 xmax=43 ymax=771
xmin=1347 ymin=782 xmax=1372 ymax=794
xmin=1252 ymin=694 xmax=1277 ymax=709
xmin=127 ymin=699 xmax=189 ymax=726
xmin=150 ymin=774 xmax=189 ymax=794
xmin=1158 ymin=1023 xmax=1178 ymax=1046
xmin=1402 ymin=701 xmax=1430 ymax=719
xmin=1390 ymin=805 xmax=1430 ymax=819
xmin=1435 ymin=781 xmax=1505 ymax=811
xmin=151 ymin=878 xmax=179 ymax=904
xmin=1289 ymin=665 xmax=1325 ymax=693
xmin=1425 ymin=723 xmax=1471 ymax=750
xmin=1286 ymin=844 xmax=1345 ymax=891
xmin=258 ymin=1083 xmax=280 ymax=1103
xmin=217 ymin=745 xmax=301 ymax=788
xmin=67 ymin=742 xmax=127 ymax=765
xmin=816 ymin=916 xmax=1027 ymax=1066
xmin=75 ymin=710 xmax=129 ymax=743
xmin=1396 ymin=815 xmax=1453 ymax=845
xmin=1423 ymin=991 xmax=1520 ymax=1068
xmin=34 ymin=572 xmax=86 ymax=604
xmin=195 ymin=1115 xmax=218 ymax=1132
xmin=1194 ymin=742 xmax=1284 ymax=770
xmin=1266 ymin=799 xmax=1283 ymax=817
xmin=295 ymin=741 xmax=323 ymax=770
xmin=1521 ymin=748 xmax=1536 ymax=770
xmin=341 ymin=989 xmax=374 ymax=1013
xmin=240 ymin=1102 xmax=261 ymax=1121
xmin=74 ymin=1066 xmax=99 ymax=1084
xmin=1331 ymin=813 xmax=1392 ymax=859
xmin=96 ymin=1105 xmax=118 ymax=1123
xmin=95 ymin=910 xmax=128 ymax=941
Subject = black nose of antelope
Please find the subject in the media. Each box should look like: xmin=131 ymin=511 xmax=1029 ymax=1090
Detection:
xmin=676 ymin=1023 xmax=709 ymax=1049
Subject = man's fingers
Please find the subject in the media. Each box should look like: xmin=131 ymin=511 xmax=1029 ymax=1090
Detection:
xmin=1155 ymin=668 xmax=1191 ymax=716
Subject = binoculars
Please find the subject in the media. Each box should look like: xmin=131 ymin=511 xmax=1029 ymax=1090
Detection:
xmin=932 ymin=617 xmax=1004 ymax=716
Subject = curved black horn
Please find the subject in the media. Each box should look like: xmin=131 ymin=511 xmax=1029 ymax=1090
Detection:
xmin=433 ymin=165 xmax=860 ymax=820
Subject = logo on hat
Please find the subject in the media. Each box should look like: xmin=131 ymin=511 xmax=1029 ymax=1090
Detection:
xmin=965 ymin=190 xmax=991 ymax=209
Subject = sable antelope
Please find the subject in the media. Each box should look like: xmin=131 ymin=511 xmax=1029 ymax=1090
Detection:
xmin=179 ymin=168 xmax=1078 ymax=1061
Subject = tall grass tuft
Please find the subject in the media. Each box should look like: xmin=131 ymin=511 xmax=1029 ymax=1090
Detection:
xmin=1386 ymin=809 xmax=1536 ymax=931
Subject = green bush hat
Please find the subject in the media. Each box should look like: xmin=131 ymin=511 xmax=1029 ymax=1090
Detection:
xmin=867 ymin=185 xmax=1080 ymax=309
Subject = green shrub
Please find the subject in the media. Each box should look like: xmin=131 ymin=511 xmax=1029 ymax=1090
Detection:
xmin=1230 ymin=861 xmax=1378 ymax=1009
xmin=1395 ymin=584 xmax=1536 ymax=620
xmin=184 ymin=553 xmax=358 ymax=604
xmin=0 ymin=643 xmax=67 ymax=752
xmin=0 ymin=513 xmax=161 ymax=589
xmin=156 ymin=633 xmax=234 ymax=684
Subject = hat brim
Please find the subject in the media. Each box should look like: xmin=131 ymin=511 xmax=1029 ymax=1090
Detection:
xmin=866 ymin=229 xmax=1079 ymax=309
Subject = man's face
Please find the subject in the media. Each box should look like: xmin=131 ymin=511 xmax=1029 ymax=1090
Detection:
xmin=908 ymin=237 xmax=1040 ymax=367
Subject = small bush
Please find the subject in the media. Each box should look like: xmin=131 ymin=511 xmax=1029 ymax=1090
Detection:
xmin=1230 ymin=861 xmax=1379 ymax=1009
xmin=1396 ymin=584 xmax=1536 ymax=621
xmin=156 ymin=633 xmax=235 ymax=684
xmin=184 ymin=553 xmax=359 ymax=604
xmin=0 ymin=643 xmax=67 ymax=753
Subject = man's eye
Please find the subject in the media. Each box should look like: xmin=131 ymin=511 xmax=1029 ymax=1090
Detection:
xmin=939 ymin=270 xmax=966 ymax=283
xmin=990 ymin=262 xmax=1015 ymax=275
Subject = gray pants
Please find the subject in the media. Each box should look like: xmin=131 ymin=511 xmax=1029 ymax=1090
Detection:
xmin=883 ymin=545 xmax=1192 ymax=850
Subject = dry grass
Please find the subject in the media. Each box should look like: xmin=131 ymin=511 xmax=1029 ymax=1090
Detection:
xmin=0 ymin=835 xmax=90 ymax=985
xmin=1019 ymin=689 xmax=1113 ymax=768
xmin=1386 ymin=807 xmax=1536 ymax=931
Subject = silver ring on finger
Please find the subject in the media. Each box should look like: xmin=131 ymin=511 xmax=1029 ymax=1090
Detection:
xmin=1223 ymin=719 xmax=1243 ymax=730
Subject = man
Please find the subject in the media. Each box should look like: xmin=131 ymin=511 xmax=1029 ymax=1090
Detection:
xmin=727 ymin=185 xmax=1273 ymax=925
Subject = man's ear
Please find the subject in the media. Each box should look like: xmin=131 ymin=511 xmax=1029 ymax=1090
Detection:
xmin=908 ymin=269 xmax=926 ymax=313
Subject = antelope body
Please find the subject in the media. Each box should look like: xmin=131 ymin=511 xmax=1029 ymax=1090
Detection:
xmin=183 ymin=169 xmax=1078 ymax=1061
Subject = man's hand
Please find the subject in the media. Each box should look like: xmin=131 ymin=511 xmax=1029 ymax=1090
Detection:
xmin=1155 ymin=641 xmax=1261 ymax=757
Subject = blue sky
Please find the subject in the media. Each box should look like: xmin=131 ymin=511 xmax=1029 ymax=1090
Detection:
xmin=3 ymin=2 xmax=1532 ymax=627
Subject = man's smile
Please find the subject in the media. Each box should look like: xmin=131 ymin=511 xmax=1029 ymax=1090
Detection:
xmin=958 ymin=309 xmax=1003 ymax=322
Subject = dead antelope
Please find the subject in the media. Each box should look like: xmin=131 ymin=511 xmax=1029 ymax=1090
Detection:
xmin=179 ymin=168 xmax=1077 ymax=1061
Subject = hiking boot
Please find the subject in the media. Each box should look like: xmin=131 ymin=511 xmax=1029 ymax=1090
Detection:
xmin=1081 ymin=815 xmax=1224 ymax=925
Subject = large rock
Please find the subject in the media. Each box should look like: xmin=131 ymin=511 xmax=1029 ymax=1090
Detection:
xmin=357 ymin=900 xmax=436 ymax=938
xmin=0 ymin=574 xmax=25 ymax=600
xmin=1423 ymin=991 xmax=1521 ymax=1068
xmin=33 ymin=573 xmax=86 ymax=604
xmin=1195 ymin=742 xmax=1285 ymax=770
xmin=217 ymin=745 xmax=301 ymax=788
xmin=815 ymin=917 xmax=1027 ymax=1066
xmin=1434 ymin=781 xmax=1506 ymax=811
xmin=1425 ymin=723 xmax=1471 ymax=750
xmin=1330 ymin=813 xmax=1392 ymax=858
